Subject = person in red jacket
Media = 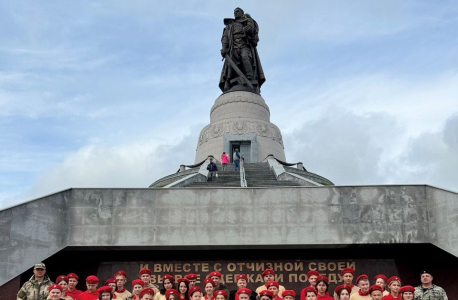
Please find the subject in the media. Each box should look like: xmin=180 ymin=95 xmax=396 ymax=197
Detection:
xmin=67 ymin=273 xmax=83 ymax=300
xmin=303 ymin=287 xmax=318 ymax=300
xmin=382 ymin=277 xmax=401 ymax=300
xmin=265 ymin=281 xmax=282 ymax=300
xmin=282 ymin=290 xmax=296 ymax=300
xmin=398 ymin=286 xmax=414 ymax=300
xmin=189 ymin=286 xmax=202 ymax=300
xmin=76 ymin=276 xmax=99 ymax=300
xmin=185 ymin=275 xmax=198 ymax=288
xmin=368 ymin=285 xmax=383 ymax=300
xmin=315 ymin=276 xmax=333 ymax=300
xmin=140 ymin=288 xmax=155 ymax=300
xmin=98 ymin=286 xmax=114 ymax=300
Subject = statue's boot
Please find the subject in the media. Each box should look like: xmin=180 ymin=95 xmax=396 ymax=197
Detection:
xmin=242 ymin=58 xmax=254 ymax=80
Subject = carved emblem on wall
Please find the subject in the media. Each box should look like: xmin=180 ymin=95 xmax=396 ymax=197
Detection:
xmin=197 ymin=121 xmax=283 ymax=147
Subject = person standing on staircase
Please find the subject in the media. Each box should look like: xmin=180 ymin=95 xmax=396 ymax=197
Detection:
xmin=207 ymin=158 xmax=218 ymax=181
xmin=221 ymin=152 xmax=229 ymax=171
xmin=233 ymin=148 xmax=241 ymax=171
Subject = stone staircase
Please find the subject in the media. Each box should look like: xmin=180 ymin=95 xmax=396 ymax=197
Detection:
xmin=245 ymin=163 xmax=300 ymax=187
xmin=185 ymin=162 xmax=301 ymax=188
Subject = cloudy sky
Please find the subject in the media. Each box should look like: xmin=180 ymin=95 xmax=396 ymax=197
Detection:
xmin=1 ymin=0 xmax=457 ymax=208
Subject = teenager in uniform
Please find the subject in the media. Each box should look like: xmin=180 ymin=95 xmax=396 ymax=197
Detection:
xmin=374 ymin=275 xmax=389 ymax=297
xmin=67 ymin=273 xmax=83 ymax=300
xmin=282 ymin=290 xmax=296 ymax=300
xmin=368 ymin=285 xmax=384 ymax=300
xmin=237 ymin=288 xmax=255 ymax=300
xmin=203 ymin=278 xmax=216 ymax=300
xmin=130 ymin=279 xmax=145 ymax=300
xmin=349 ymin=275 xmax=370 ymax=300
xmin=76 ymin=276 xmax=99 ymax=300
xmin=229 ymin=275 xmax=257 ymax=300
xmin=140 ymin=288 xmax=156 ymax=300
xmin=177 ymin=278 xmax=190 ymax=300
xmin=259 ymin=291 xmax=274 ymax=300
xmin=315 ymin=276 xmax=333 ymax=300
xmin=166 ymin=289 xmax=180 ymax=300
xmin=98 ymin=286 xmax=114 ymax=300
xmin=334 ymin=286 xmax=351 ymax=300
xmin=209 ymin=271 xmax=229 ymax=294
xmin=156 ymin=274 xmax=177 ymax=300
xmin=265 ymin=281 xmax=282 ymax=300
xmin=56 ymin=275 xmax=73 ymax=300
xmin=48 ymin=284 xmax=66 ymax=300
xmin=114 ymin=271 xmax=132 ymax=300
xmin=255 ymin=270 xmax=285 ymax=296
xmin=301 ymin=271 xmax=320 ymax=300
xmin=303 ymin=287 xmax=318 ymax=300
xmin=398 ymin=286 xmax=414 ymax=300
xmin=382 ymin=276 xmax=401 ymax=300
xmin=104 ymin=279 xmax=117 ymax=296
xmin=185 ymin=275 xmax=198 ymax=288
xmin=214 ymin=290 xmax=230 ymax=300
xmin=139 ymin=269 xmax=160 ymax=295
xmin=189 ymin=286 xmax=202 ymax=300
xmin=334 ymin=268 xmax=358 ymax=300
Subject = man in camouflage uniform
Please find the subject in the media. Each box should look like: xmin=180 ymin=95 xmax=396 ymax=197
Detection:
xmin=414 ymin=270 xmax=448 ymax=300
xmin=17 ymin=262 xmax=53 ymax=300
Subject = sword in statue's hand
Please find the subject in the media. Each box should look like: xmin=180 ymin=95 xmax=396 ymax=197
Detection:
xmin=222 ymin=54 xmax=255 ymax=92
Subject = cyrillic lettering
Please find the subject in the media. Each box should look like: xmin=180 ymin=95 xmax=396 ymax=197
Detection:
xmin=154 ymin=264 xmax=162 ymax=272
xmin=284 ymin=263 xmax=293 ymax=272
xmin=247 ymin=274 xmax=255 ymax=283
xmin=256 ymin=263 xmax=265 ymax=271
xmin=308 ymin=262 xmax=317 ymax=270
xmin=202 ymin=263 xmax=209 ymax=272
xmin=318 ymin=262 xmax=326 ymax=271
xmin=266 ymin=263 xmax=273 ymax=269
xmin=256 ymin=274 xmax=264 ymax=283
xmin=274 ymin=263 xmax=283 ymax=272
xmin=213 ymin=263 xmax=221 ymax=272
xmin=294 ymin=262 xmax=303 ymax=271
xmin=183 ymin=264 xmax=191 ymax=272
xmin=289 ymin=274 xmax=298 ymax=282
xmin=347 ymin=262 xmax=355 ymax=269
xmin=164 ymin=264 xmax=173 ymax=272
xmin=175 ymin=264 xmax=182 ymax=272
xmin=329 ymin=274 xmax=338 ymax=284
xmin=298 ymin=274 xmax=308 ymax=282
xmin=246 ymin=263 xmax=255 ymax=271
xmin=227 ymin=263 xmax=236 ymax=272
xmin=237 ymin=263 xmax=245 ymax=271
xmin=226 ymin=274 xmax=234 ymax=283
xmin=338 ymin=262 xmax=345 ymax=270
xmin=328 ymin=262 xmax=336 ymax=271
xmin=276 ymin=274 xmax=283 ymax=283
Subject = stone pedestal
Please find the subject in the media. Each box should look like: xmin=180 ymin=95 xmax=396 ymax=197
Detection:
xmin=195 ymin=91 xmax=286 ymax=163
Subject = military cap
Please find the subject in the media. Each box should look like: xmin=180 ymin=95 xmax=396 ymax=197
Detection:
xmin=369 ymin=285 xmax=383 ymax=294
xmin=399 ymin=286 xmax=415 ymax=293
xmin=261 ymin=269 xmax=275 ymax=277
xmin=356 ymin=274 xmax=369 ymax=284
xmin=139 ymin=268 xmax=152 ymax=275
xmin=140 ymin=288 xmax=156 ymax=298
xmin=34 ymin=262 xmax=46 ymax=270
xmin=209 ymin=271 xmax=222 ymax=278
xmin=185 ymin=274 xmax=198 ymax=280
xmin=340 ymin=268 xmax=354 ymax=276
xmin=166 ymin=289 xmax=180 ymax=299
xmin=302 ymin=286 xmax=317 ymax=295
xmin=282 ymin=290 xmax=296 ymax=298
xmin=306 ymin=270 xmax=319 ymax=278
xmin=86 ymin=275 xmax=99 ymax=284
xmin=203 ymin=278 xmax=216 ymax=287
xmin=258 ymin=290 xmax=273 ymax=299
xmin=387 ymin=276 xmax=401 ymax=285
xmin=98 ymin=286 xmax=114 ymax=294
xmin=236 ymin=288 xmax=252 ymax=296
xmin=265 ymin=281 xmax=279 ymax=288
xmin=236 ymin=274 xmax=248 ymax=282
xmin=213 ymin=290 xmax=229 ymax=299
xmin=48 ymin=284 xmax=63 ymax=292
xmin=162 ymin=274 xmax=175 ymax=282
xmin=189 ymin=286 xmax=202 ymax=297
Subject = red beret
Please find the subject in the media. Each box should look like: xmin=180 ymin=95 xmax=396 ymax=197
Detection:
xmin=162 ymin=274 xmax=175 ymax=282
xmin=209 ymin=271 xmax=222 ymax=278
xmin=387 ymin=276 xmax=401 ymax=285
xmin=86 ymin=275 xmax=99 ymax=284
xmin=139 ymin=268 xmax=152 ymax=275
xmin=369 ymin=285 xmax=383 ymax=294
xmin=399 ymin=286 xmax=415 ymax=293
xmin=282 ymin=290 xmax=296 ymax=298
xmin=178 ymin=278 xmax=190 ymax=284
xmin=259 ymin=290 xmax=273 ymax=299
xmin=67 ymin=273 xmax=79 ymax=280
xmin=48 ymin=284 xmax=63 ymax=292
xmin=236 ymin=288 xmax=252 ymax=296
xmin=203 ymin=278 xmax=216 ymax=287
xmin=140 ymin=288 xmax=156 ymax=298
xmin=213 ymin=290 xmax=229 ymax=299
xmin=340 ymin=268 xmax=355 ymax=276
xmin=302 ymin=287 xmax=317 ymax=295
xmin=56 ymin=275 xmax=68 ymax=283
xmin=261 ymin=269 xmax=275 ymax=277
xmin=105 ymin=278 xmax=116 ymax=285
xmin=166 ymin=289 xmax=180 ymax=299
xmin=236 ymin=274 xmax=248 ymax=282
xmin=115 ymin=270 xmax=127 ymax=278
xmin=265 ymin=281 xmax=279 ymax=288
xmin=356 ymin=274 xmax=369 ymax=284
xmin=98 ymin=286 xmax=114 ymax=294
xmin=316 ymin=276 xmax=329 ymax=283
xmin=334 ymin=285 xmax=351 ymax=295
xmin=374 ymin=274 xmax=387 ymax=282
xmin=186 ymin=274 xmax=198 ymax=280
xmin=132 ymin=279 xmax=145 ymax=287
xmin=189 ymin=286 xmax=202 ymax=296
xmin=306 ymin=270 xmax=319 ymax=278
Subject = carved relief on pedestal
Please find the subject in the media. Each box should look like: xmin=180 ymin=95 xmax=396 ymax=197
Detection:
xmin=197 ymin=120 xmax=283 ymax=147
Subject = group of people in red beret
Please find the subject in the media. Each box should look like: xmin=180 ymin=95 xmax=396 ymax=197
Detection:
xmin=18 ymin=263 xmax=448 ymax=300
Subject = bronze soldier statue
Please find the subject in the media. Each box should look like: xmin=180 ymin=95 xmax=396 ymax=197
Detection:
xmin=219 ymin=7 xmax=265 ymax=94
